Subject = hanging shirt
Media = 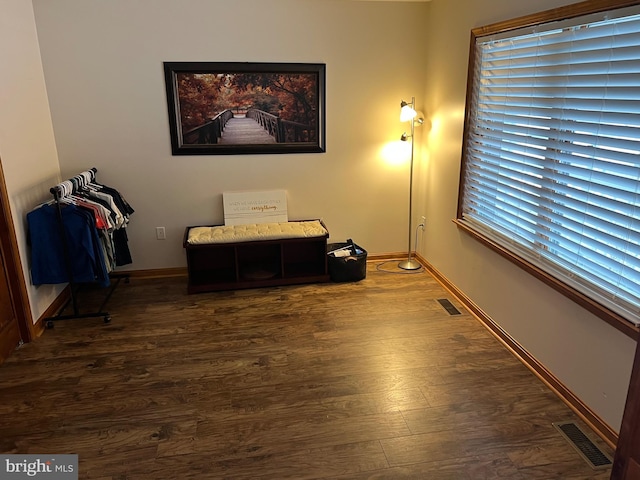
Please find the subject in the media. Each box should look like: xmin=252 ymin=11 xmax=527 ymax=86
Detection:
xmin=27 ymin=204 xmax=110 ymax=287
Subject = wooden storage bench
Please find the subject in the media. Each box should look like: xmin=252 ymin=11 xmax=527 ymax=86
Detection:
xmin=183 ymin=220 xmax=330 ymax=293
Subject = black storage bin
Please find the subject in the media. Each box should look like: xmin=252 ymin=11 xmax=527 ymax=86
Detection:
xmin=327 ymin=241 xmax=367 ymax=282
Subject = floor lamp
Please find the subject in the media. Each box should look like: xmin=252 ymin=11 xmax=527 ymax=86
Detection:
xmin=398 ymin=97 xmax=423 ymax=270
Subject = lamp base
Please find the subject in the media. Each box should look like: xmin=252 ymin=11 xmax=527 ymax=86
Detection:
xmin=398 ymin=258 xmax=421 ymax=270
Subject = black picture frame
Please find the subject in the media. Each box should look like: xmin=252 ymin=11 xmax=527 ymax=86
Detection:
xmin=163 ymin=62 xmax=326 ymax=155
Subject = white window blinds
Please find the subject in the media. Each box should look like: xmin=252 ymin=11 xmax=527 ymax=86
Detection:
xmin=460 ymin=6 xmax=640 ymax=325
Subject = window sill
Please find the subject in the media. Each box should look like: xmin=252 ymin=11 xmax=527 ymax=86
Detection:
xmin=453 ymin=218 xmax=640 ymax=341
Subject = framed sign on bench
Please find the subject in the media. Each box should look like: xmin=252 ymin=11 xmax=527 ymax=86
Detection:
xmin=223 ymin=190 xmax=288 ymax=226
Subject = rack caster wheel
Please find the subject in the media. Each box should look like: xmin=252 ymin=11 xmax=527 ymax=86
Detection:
xmin=46 ymin=320 xmax=54 ymax=329
xmin=103 ymin=316 xmax=111 ymax=323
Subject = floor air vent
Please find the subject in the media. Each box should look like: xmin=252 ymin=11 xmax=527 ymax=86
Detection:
xmin=437 ymin=298 xmax=461 ymax=316
xmin=552 ymin=421 xmax=612 ymax=469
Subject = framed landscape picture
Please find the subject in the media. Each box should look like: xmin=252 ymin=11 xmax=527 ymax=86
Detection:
xmin=164 ymin=62 xmax=326 ymax=155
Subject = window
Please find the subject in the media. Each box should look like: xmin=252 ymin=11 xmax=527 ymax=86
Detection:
xmin=458 ymin=1 xmax=640 ymax=333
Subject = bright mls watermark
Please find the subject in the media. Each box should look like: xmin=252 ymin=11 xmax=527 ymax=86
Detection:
xmin=1 ymin=455 xmax=78 ymax=479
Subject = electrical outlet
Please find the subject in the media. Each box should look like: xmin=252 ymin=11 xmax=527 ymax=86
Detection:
xmin=156 ymin=226 xmax=166 ymax=240
xmin=420 ymin=216 xmax=426 ymax=230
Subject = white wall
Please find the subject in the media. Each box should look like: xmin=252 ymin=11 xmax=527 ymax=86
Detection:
xmin=0 ymin=0 xmax=64 ymax=323
xmin=31 ymin=0 xmax=429 ymax=272
xmin=420 ymin=0 xmax=636 ymax=431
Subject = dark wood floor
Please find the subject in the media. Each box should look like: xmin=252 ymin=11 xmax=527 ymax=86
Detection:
xmin=0 ymin=262 xmax=615 ymax=479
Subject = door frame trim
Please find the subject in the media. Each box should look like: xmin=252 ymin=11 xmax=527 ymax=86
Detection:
xmin=0 ymin=158 xmax=35 ymax=344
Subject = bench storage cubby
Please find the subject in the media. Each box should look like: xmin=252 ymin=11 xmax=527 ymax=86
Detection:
xmin=183 ymin=220 xmax=330 ymax=293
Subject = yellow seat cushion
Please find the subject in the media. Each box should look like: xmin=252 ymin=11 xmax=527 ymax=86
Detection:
xmin=187 ymin=220 xmax=327 ymax=245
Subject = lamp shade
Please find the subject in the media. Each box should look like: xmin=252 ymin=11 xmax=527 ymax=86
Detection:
xmin=400 ymin=102 xmax=417 ymax=122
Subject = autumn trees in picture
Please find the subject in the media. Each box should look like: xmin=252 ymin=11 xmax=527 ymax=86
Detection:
xmin=164 ymin=62 xmax=326 ymax=155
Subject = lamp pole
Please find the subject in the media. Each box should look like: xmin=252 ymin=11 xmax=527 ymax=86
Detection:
xmin=399 ymin=97 xmax=421 ymax=270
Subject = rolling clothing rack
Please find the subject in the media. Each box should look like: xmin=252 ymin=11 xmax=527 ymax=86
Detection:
xmin=27 ymin=167 xmax=134 ymax=328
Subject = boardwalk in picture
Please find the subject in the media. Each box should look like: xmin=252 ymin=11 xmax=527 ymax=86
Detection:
xmin=218 ymin=115 xmax=276 ymax=144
